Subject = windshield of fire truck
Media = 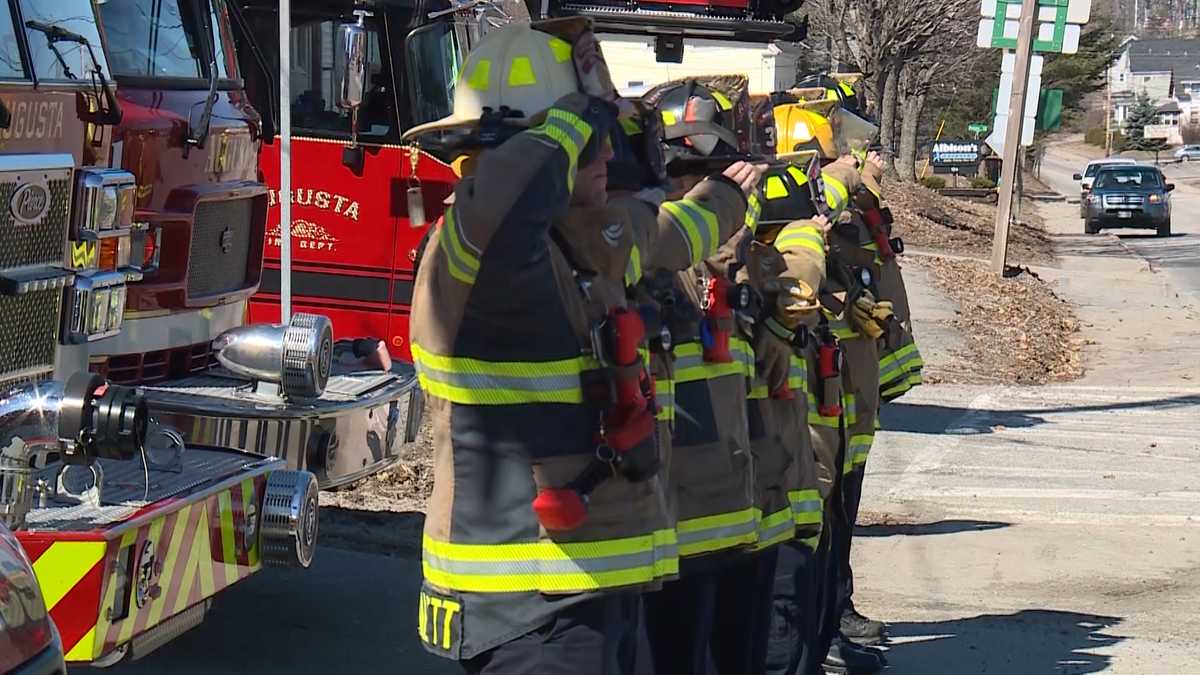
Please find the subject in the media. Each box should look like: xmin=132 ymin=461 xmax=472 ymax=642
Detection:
xmin=19 ymin=0 xmax=111 ymax=82
xmin=0 ymin=3 xmax=24 ymax=79
xmin=406 ymin=21 xmax=461 ymax=127
xmin=98 ymin=0 xmax=237 ymax=81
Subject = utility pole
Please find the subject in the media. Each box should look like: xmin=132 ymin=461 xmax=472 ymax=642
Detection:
xmin=1105 ymin=60 xmax=1113 ymax=156
xmin=991 ymin=0 xmax=1039 ymax=276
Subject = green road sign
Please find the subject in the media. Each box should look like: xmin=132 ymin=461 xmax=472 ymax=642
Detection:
xmin=988 ymin=0 xmax=1069 ymax=52
xmin=1038 ymin=89 xmax=1063 ymax=131
xmin=968 ymin=122 xmax=990 ymax=134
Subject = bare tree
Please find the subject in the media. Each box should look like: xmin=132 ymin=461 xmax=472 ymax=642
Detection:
xmin=802 ymin=0 xmax=976 ymax=173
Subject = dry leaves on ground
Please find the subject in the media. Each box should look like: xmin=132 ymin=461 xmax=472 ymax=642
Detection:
xmin=918 ymin=256 xmax=1084 ymax=384
xmin=320 ymin=418 xmax=435 ymax=513
xmin=888 ymin=182 xmax=1052 ymax=263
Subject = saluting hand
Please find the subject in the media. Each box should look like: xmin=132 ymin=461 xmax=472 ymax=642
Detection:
xmin=723 ymin=161 xmax=769 ymax=197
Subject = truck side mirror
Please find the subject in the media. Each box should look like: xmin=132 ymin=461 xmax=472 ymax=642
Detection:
xmin=337 ymin=22 xmax=367 ymax=111
xmin=1072 ymin=173 xmax=1082 ymax=181
xmin=337 ymin=12 xmax=369 ymax=170
xmin=1166 ymin=183 xmax=1175 ymax=192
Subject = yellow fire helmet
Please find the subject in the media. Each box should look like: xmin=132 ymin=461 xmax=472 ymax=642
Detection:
xmin=402 ymin=23 xmax=579 ymax=143
xmin=773 ymin=100 xmax=839 ymax=160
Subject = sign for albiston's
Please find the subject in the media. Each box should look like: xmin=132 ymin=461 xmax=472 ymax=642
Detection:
xmin=931 ymin=140 xmax=982 ymax=166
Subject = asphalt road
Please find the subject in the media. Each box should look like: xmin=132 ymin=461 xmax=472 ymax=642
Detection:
xmin=1039 ymin=144 xmax=1200 ymax=301
xmin=104 ymin=515 xmax=461 ymax=675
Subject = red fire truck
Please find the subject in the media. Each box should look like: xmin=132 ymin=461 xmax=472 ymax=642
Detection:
xmin=89 ymin=0 xmax=423 ymax=489
xmin=235 ymin=0 xmax=463 ymax=362
xmin=0 ymin=0 xmax=319 ymax=667
xmin=234 ymin=0 xmax=802 ymax=362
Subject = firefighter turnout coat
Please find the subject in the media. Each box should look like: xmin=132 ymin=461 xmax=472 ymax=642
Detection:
xmin=411 ymin=94 xmax=679 ymax=660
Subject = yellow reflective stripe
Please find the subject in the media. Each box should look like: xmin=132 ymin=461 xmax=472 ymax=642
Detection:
xmin=625 ymin=243 xmax=642 ymax=286
xmin=788 ymin=489 xmax=822 ymax=525
xmin=656 ymin=376 xmax=675 ymax=422
xmin=808 ymin=390 xmax=854 ymax=427
xmin=661 ymin=199 xmax=719 ymax=265
xmin=825 ymin=313 xmax=858 ymax=339
xmin=775 ymin=224 xmax=826 ymax=258
xmin=798 ymin=533 xmax=820 ymax=551
xmin=788 ymin=355 xmax=807 ymax=391
xmin=745 ymin=192 xmax=762 ymax=231
xmin=507 ymin=56 xmax=537 ymax=86
xmin=765 ymin=175 xmax=789 ymax=199
xmin=466 ymin=59 xmax=491 ymax=91
xmin=529 ymin=108 xmax=594 ymax=192
xmin=822 ymin=172 xmax=850 ymax=211
xmin=412 ymin=343 xmax=595 ymax=405
xmin=673 ymin=339 xmax=753 ymax=383
xmin=748 ymin=380 xmax=769 ymax=400
xmin=422 ymin=530 xmax=679 ymax=593
xmin=711 ymin=91 xmax=733 ymax=110
xmin=661 ymin=110 xmax=677 ymax=126
xmin=32 ymin=541 xmax=107 ymax=609
xmin=439 ymin=206 xmax=481 ymax=285
xmin=677 ymin=507 xmax=759 ymax=557
xmin=848 ymin=433 xmax=874 ymax=471
xmin=548 ymin=37 xmax=572 ymax=63
xmin=786 ymin=165 xmax=809 ymax=186
xmin=753 ymin=506 xmax=796 ymax=551
xmin=619 ymin=116 xmax=641 ymax=136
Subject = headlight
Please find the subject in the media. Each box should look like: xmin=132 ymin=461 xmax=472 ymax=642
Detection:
xmin=62 ymin=271 xmax=127 ymax=343
xmin=73 ymin=168 xmax=137 ymax=238
xmin=1148 ymin=193 xmax=1162 ymax=204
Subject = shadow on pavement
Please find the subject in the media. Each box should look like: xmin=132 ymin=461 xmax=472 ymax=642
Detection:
xmin=318 ymin=505 xmax=426 ymax=558
xmin=856 ymin=519 xmax=1010 ymax=538
xmin=883 ymin=609 xmax=1125 ymax=675
xmin=882 ymin=394 xmax=1200 ymax=436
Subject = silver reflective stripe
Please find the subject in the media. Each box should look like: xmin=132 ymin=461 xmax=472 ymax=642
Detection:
xmin=791 ymin=499 xmax=822 ymax=515
xmin=758 ymin=517 xmax=793 ymax=544
xmin=415 ymin=364 xmax=581 ymax=392
xmin=677 ymin=518 xmax=757 ymax=547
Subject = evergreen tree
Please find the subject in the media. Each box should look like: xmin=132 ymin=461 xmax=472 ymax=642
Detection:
xmin=1124 ymin=94 xmax=1168 ymax=151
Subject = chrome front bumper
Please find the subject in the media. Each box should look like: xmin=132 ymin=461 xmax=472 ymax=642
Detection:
xmin=138 ymin=364 xmax=422 ymax=489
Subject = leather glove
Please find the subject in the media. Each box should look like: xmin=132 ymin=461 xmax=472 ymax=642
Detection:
xmin=765 ymin=278 xmax=819 ymax=330
xmin=850 ymin=292 xmax=885 ymax=339
xmin=870 ymin=300 xmax=895 ymax=325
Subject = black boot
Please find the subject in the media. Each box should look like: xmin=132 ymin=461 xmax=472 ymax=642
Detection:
xmin=840 ymin=606 xmax=886 ymax=644
xmin=822 ymin=635 xmax=885 ymax=675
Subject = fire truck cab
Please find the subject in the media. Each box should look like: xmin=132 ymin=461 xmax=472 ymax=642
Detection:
xmin=0 ymin=0 xmax=318 ymax=667
xmin=235 ymin=0 xmax=466 ymax=362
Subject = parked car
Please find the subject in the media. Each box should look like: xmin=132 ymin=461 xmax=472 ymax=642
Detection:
xmin=0 ymin=523 xmax=65 ymax=675
xmin=1175 ymin=144 xmax=1200 ymax=161
xmin=1083 ymin=164 xmax=1173 ymax=237
xmin=1073 ymin=157 xmax=1137 ymax=216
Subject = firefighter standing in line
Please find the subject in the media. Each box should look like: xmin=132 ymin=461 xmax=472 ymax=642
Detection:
xmin=766 ymin=95 xmax=891 ymax=675
xmin=636 ymin=78 xmax=764 ymax=675
xmin=402 ymin=23 xmax=702 ymax=674
xmin=750 ymin=161 xmax=833 ymax=675
xmin=734 ymin=160 xmax=830 ymax=675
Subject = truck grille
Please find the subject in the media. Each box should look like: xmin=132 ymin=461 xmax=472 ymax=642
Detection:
xmin=0 ymin=174 xmax=71 ymax=269
xmin=187 ymin=197 xmax=254 ymax=299
xmin=1103 ymin=194 xmax=1145 ymax=207
xmin=92 ymin=340 xmax=217 ymax=385
xmin=0 ymin=289 xmax=61 ymax=384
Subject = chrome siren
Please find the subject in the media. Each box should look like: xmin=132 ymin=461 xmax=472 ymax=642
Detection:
xmin=212 ymin=313 xmax=333 ymax=401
